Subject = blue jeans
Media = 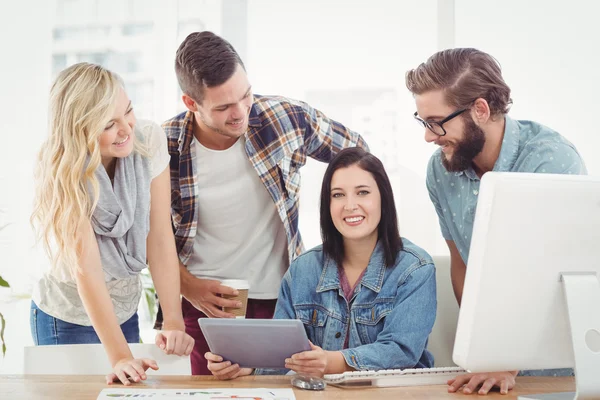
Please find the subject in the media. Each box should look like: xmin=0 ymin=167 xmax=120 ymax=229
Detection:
xmin=30 ymin=301 xmax=140 ymax=345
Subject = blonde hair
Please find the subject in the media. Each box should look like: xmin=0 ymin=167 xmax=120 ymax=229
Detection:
xmin=31 ymin=62 xmax=144 ymax=278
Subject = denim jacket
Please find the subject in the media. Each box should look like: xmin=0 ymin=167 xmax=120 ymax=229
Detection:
xmin=256 ymin=238 xmax=436 ymax=374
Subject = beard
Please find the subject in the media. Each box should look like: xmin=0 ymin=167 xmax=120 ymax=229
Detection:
xmin=441 ymin=116 xmax=486 ymax=172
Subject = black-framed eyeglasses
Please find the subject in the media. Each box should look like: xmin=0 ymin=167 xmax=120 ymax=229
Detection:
xmin=413 ymin=108 xmax=469 ymax=136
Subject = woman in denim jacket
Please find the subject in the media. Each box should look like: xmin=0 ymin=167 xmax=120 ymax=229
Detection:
xmin=206 ymin=147 xmax=437 ymax=378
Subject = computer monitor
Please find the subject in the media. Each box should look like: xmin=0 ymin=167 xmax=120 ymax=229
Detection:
xmin=452 ymin=172 xmax=600 ymax=400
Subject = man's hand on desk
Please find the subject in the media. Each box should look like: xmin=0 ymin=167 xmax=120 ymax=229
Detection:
xmin=205 ymin=352 xmax=253 ymax=380
xmin=448 ymin=371 xmax=517 ymax=395
xmin=181 ymin=275 xmax=241 ymax=318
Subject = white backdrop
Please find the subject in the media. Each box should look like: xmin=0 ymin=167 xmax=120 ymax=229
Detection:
xmin=0 ymin=0 xmax=598 ymax=373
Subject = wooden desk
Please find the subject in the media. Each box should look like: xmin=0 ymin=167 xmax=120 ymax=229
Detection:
xmin=1 ymin=375 xmax=574 ymax=399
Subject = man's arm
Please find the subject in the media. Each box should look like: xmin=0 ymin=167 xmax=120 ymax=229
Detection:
xmin=299 ymin=101 xmax=369 ymax=161
xmin=447 ymin=240 xmax=466 ymax=306
xmin=445 ymin=243 xmax=518 ymax=395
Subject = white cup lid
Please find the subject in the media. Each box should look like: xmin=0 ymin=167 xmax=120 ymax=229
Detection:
xmin=219 ymin=279 xmax=250 ymax=290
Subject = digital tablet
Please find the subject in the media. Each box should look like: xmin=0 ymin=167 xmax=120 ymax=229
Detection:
xmin=198 ymin=318 xmax=311 ymax=369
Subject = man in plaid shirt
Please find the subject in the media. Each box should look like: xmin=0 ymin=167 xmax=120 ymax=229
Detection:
xmin=162 ymin=31 xmax=368 ymax=375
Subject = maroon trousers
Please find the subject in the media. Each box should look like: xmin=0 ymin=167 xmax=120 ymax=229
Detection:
xmin=181 ymin=297 xmax=277 ymax=375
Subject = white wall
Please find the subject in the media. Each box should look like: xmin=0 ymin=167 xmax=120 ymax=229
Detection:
xmin=247 ymin=0 xmax=443 ymax=252
xmin=1 ymin=0 xmax=599 ymax=374
xmin=0 ymin=0 xmax=54 ymax=374
xmin=455 ymin=0 xmax=600 ymax=175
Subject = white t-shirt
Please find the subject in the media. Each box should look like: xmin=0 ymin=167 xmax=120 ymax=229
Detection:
xmin=32 ymin=119 xmax=170 ymax=325
xmin=186 ymin=136 xmax=288 ymax=299
xmin=136 ymin=119 xmax=171 ymax=179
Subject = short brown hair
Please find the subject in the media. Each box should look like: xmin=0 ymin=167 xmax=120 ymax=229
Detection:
xmin=406 ymin=48 xmax=512 ymax=117
xmin=175 ymin=31 xmax=245 ymax=103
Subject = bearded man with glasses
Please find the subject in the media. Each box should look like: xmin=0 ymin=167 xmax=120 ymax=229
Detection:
xmin=406 ymin=48 xmax=587 ymax=395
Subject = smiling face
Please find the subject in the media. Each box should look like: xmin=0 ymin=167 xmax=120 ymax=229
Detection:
xmin=98 ymin=87 xmax=135 ymax=169
xmin=329 ymin=164 xmax=382 ymax=244
xmin=182 ymin=63 xmax=253 ymax=141
xmin=415 ymin=90 xmax=485 ymax=172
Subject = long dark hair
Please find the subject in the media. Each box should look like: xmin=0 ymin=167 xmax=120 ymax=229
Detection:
xmin=320 ymin=147 xmax=402 ymax=267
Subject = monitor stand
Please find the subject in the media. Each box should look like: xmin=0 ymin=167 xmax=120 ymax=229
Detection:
xmin=519 ymin=272 xmax=600 ymax=400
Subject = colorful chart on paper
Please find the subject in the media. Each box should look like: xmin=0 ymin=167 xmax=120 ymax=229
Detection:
xmin=97 ymin=388 xmax=295 ymax=400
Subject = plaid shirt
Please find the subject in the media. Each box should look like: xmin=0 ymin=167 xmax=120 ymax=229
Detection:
xmin=163 ymin=95 xmax=368 ymax=266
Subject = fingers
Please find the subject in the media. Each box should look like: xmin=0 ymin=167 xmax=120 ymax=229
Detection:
xmin=214 ymin=283 xmax=239 ymax=297
xmin=204 ymin=352 xmax=244 ymax=380
xmin=462 ymin=374 xmax=499 ymax=394
xmin=462 ymin=375 xmax=486 ymax=394
xmin=210 ymin=295 xmax=242 ymax=311
xmin=478 ymin=378 xmax=498 ymax=395
xmin=165 ymin=332 xmax=177 ymax=355
xmin=207 ymin=359 xmax=242 ymax=380
xmin=216 ymin=363 xmax=243 ymax=380
xmin=205 ymin=352 xmax=223 ymax=362
xmin=130 ymin=361 xmax=148 ymax=381
xmin=158 ymin=331 xmax=195 ymax=356
xmin=500 ymin=379 xmax=510 ymax=395
xmin=141 ymin=358 xmax=159 ymax=371
xmin=105 ymin=373 xmax=117 ymax=385
xmin=447 ymin=373 xmax=472 ymax=393
xmin=198 ymin=301 xmax=237 ymax=318
xmin=115 ymin=368 xmax=132 ymax=386
xmin=122 ymin=364 xmax=143 ymax=383
xmin=286 ymin=358 xmax=321 ymax=367
xmin=155 ymin=332 xmax=166 ymax=351
xmin=184 ymin=335 xmax=194 ymax=356
xmin=291 ymin=350 xmax=319 ymax=361
xmin=285 ymin=352 xmax=326 ymax=377
xmin=238 ymin=368 xmax=255 ymax=377
xmin=207 ymin=305 xmax=237 ymax=319
xmin=108 ymin=358 xmax=158 ymax=387
xmin=208 ymin=359 xmax=233 ymax=373
xmin=448 ymin=372 xmax=515 ymax=395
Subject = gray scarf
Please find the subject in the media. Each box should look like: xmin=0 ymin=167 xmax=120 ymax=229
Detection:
xmin=91 ymin=151 xmax=151 ymax=281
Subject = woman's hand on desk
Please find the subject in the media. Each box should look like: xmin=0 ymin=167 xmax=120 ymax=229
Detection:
xmin=105 ymin=358 xmax=159 ymax=386
xmin=205 ymin=352 xmax=253 ymax=380
xmin=447 ymin=370 xmax=517 ymax=395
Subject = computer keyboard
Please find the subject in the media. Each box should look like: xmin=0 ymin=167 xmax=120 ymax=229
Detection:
xmin=324 ymin=366 xmax=466 ymax=387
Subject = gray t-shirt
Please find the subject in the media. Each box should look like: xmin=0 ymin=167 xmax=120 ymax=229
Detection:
xmin=31 ymin=119 xmax=170 ymax=325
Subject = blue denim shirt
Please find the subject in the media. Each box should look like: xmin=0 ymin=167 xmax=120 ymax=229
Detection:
xmin=256 ymin=238 xmax=436 ymax=374
xmin=427 ymin=115 xmax=587 ymax=263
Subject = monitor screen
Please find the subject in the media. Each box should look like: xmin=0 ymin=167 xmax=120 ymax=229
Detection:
xmin=452 ymin=172 xmax=600 ymax=398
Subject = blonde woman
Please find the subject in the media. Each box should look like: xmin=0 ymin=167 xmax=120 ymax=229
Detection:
xmin=30 ymin=63 xmax=194 ymax=385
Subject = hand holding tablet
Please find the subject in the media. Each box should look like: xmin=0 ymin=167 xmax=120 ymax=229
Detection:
xmin=199 ymin=319 xmax=310 ymax=368
xmin=200 ymin=318 xmax=326 ymax=390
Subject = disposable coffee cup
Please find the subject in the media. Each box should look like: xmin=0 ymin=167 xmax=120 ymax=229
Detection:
xmin=219 ymin=279 xmax=249 ymax=318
